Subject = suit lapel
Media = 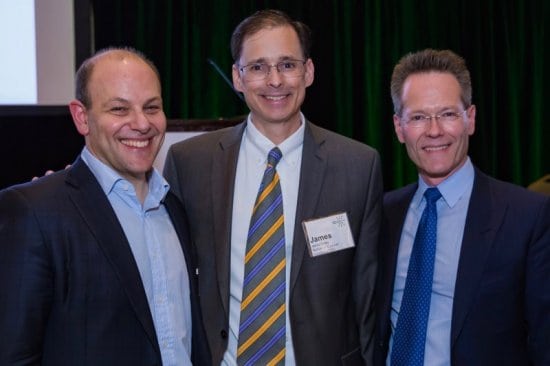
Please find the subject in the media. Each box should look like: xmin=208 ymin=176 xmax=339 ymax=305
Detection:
xmin=451 ymin=170 xmax=507 ymax=346
xmin=290 ymin=122 xmax=327 ymax=292
xmin=211 ymin=123 xmax=245 ymax=315
xmin=379 ymin=184 xmax=417 ymax=343
xmin=65 ymin=158 xmax=160 ymax=356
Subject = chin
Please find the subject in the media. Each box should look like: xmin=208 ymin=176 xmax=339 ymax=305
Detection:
xmin=425 ymin=169 xmax=453 ymax=180
xmin=126 ymin=163 xmax=154 ymax=175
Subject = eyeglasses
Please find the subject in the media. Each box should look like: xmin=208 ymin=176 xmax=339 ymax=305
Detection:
xmin=401 ymin=109 xmax=467 ymax=128
xmin=238 ymin=59 xmax=306 ymax=81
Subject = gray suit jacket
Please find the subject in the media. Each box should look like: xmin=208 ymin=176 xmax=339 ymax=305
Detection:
xmin=164 ymin=121 xmax=382 ymax=365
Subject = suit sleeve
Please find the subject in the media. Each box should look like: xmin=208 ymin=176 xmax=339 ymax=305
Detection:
xmin=0 ymin=188 xmax=54 ymax=365
xmin=354 ymin=151 xmax=383 ymax=364
xmin=525 ymin=195 xmax=550 ymax=365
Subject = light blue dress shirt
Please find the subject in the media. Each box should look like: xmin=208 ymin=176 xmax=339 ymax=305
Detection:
xmin=81 ymin=147 xmax=192 ymax=366
xmin=222 ymin=114 xmax=305 ymax=365
xmin=388 ymin=158 xmax=474 ymax=366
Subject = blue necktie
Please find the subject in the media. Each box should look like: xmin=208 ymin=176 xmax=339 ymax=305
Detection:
xmin=391 ymin=187 xmax=442 ymax=366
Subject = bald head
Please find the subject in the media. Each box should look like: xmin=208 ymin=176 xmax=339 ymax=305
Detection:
xmin=75 ymin=47 xmax=161 ymax=108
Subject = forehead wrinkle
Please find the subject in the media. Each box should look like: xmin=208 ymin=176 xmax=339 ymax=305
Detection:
xmin=101 ymin=96 xmax=162 ymax=107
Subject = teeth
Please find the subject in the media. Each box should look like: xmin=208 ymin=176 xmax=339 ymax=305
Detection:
xmin=121 ymin=139 xmax=150 ymax=148
xmin=265 ymin=95 xmax=286 ymax=100
xmin=424 ymin=145 xmax=448 ymax=152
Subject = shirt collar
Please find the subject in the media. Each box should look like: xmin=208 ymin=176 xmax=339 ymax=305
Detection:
xmin=244 ymin=112 xmax=305 ymax=167
xmin=415 ymin=157 xmax=474 ymax=209
xmin=80 ymin=146 xmax=169 ymax=203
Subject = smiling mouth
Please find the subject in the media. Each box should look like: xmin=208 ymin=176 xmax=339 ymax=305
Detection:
xmin=264 ymin=94 xmax=288 ymax=101
xmin=121 ymin=139 xmax=150 ymax=148
xmin=424 ymin=144 xmax=450 ymax=152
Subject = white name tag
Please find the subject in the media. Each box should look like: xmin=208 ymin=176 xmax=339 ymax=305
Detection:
xmin=302 ymin=212 xmax=355 ymax=257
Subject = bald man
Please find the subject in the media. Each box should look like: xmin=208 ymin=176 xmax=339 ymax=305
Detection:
xmin=0 ymin=48 xmax=210 ymax=365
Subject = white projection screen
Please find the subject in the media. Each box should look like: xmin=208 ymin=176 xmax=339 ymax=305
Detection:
xmin=0 ymin=0 xmax=75 ymax=105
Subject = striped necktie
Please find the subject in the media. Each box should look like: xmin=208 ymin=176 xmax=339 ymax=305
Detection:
xmin=391 ymin=187 xmax=442 ymax=366
xmin=237 ymin=147 xmax=286 ymax=366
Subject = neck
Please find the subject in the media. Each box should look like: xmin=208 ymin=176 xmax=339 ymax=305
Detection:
xmin=126 ymin=174 xmax=150 ymax=205
xmin=251 ymin=116 xmax=302 ymax=145
xmin=137 ymin=183 xmax=148 ymax=204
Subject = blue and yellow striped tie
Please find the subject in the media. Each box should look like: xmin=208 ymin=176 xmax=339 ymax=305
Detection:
xmin=237 ymin=147 xmax=286 ymax=366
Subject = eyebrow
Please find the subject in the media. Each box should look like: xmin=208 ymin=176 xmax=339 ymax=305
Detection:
xmin=143 ymin=97 xmax=162 ymax=105
xmin=244 ymin=55 xmax=298 ymax=64
xmin=104 ymin=97 xmax=129 ymax=105
xmin=406 ymin=105 xmax=461 ymax=114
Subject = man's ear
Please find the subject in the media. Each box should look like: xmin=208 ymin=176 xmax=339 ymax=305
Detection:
xmin=232 ymin=64 xmax=244 ymax=93
xmin=69 ymin=100 xmax=90 ymax=136
xmin=304 ymin=58 xmax=315 ymax=87
xmin=393 ymin=114 xmax=405 ymax=143
xmin=466 ymin=104 xmax=476 ymax=136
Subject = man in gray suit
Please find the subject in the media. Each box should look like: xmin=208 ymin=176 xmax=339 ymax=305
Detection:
xmin=164 ymin=9 xmax=382 ymax=366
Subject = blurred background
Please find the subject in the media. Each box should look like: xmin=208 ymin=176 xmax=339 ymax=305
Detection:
xmin=1 ymin=0 xmax=548 ymax=191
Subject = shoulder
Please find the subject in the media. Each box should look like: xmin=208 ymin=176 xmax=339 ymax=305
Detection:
xmin=0 ymin=170 xmax=72 ymax=229
xmin=306 ymin=121 xmax=379 ymax=158
xmin=0 ymin=169 xmax=68 ymax=205
xmin=167 ymin=123 xmax=244 ymax=156
xmin=475 ymin=169 xmax=549 ymax=209
xmin=473 ymin=171 xmax=550 ymax=249
xmin=384 ymin=183 xmax=417 ymax=209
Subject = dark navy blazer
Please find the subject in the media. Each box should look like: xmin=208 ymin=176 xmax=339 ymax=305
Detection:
xmin=375 ymin=168 xmax=550 ymax=366
xmin=0 ymin=158 xmax=211 ymax=365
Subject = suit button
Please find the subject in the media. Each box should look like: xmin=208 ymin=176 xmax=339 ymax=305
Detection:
xmin=221 ymin=330 xmax=228 ymax=339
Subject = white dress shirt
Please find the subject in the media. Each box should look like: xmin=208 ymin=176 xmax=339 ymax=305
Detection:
xmin=222 ymin=114 xmax=305 ymax=365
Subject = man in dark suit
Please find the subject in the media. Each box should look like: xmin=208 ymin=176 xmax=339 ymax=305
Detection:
xmin=0 ymin=48 xmax=209 ymax=365
xmin=375 ymin=49 xmax=550 ymax=365
xmin=164 ymin=10 xmax=382 ymax=366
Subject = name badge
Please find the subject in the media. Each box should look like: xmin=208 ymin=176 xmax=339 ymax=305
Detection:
xmin=302 ymin=212 xmax=355 ymax=257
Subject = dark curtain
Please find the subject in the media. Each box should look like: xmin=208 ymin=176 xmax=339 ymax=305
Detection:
xmin=90 ymin=0 xmax=549 ymax=190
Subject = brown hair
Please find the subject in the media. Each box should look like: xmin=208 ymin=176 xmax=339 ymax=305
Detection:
xmin=390 ymin=49 xmax=472 ymax=115
xmin=230 ymin=9 xmax=312 ymax=63
xmin=75 ymin=47 xmax=160 ymax=108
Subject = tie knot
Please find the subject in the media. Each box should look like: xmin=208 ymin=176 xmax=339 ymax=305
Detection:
xmin=424 ymin=187 xmax=442 ymax=204
xmin=267 ymin=147 xmax=283 ymax=168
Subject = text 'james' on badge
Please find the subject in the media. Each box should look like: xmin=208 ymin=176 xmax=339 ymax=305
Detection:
xmin=302 ymin=212 xmax=355 ymax=257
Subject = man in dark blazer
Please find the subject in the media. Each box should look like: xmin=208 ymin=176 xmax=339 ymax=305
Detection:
xmin=0 ymin=48 xmax=209 ymax=365
xmin=164 ymin=10 xmax=382 ymax=366
xmin=375 ymin=49 xmax=550 ymax=365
